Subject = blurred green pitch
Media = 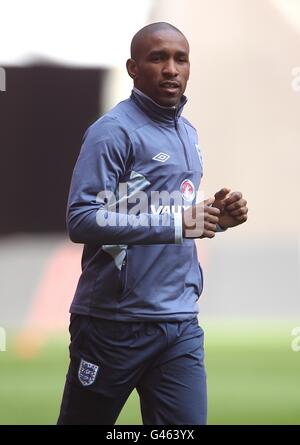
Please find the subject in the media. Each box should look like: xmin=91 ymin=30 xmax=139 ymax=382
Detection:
xmin=0 ymin=320 xmax=299 ymax=425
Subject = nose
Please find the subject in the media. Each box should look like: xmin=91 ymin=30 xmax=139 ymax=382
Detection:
xmin=162 ymin=59 xmax=179 ymax=77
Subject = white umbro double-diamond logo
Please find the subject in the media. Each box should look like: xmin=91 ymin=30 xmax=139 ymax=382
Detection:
xmin=152 ymin=152 xmax=170 ymax=163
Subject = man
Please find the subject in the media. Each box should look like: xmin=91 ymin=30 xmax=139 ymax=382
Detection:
xmin=57 ymin=22 xmax=248 ymax=425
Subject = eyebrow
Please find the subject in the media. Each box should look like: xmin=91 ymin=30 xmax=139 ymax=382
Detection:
xmin=147 ymin=49 xmax=189 ymax=57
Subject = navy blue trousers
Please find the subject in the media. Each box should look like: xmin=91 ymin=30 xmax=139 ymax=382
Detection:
xmin=57 ymin=314 xmax=207 ymax=425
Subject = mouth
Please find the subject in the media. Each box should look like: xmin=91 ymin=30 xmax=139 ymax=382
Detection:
xmin=159 ymin=81 xmax=181 ymax=95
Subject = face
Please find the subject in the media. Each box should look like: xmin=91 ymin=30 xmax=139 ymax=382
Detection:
xmin=127 ymin=29 xmax=190 ymax=107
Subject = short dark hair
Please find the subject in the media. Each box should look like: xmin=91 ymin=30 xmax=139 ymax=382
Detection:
xmin=130 ymin=22 xmax=187 ymax=60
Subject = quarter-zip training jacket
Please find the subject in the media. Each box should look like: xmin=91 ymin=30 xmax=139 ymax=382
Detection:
xmin=67 ymin=88 xmax=205 ymax=321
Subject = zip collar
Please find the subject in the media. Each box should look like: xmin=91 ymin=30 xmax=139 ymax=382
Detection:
xmin=131 ymin=87 xmax=188 ymax=125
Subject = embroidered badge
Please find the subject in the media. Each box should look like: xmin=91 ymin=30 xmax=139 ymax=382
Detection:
xmin=180 ymin=179 xmax=196 ymax=202
xmin=78 ymin=359 xmax=99 ymax=386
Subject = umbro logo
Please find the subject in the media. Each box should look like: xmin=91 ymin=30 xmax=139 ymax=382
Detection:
xmin=152 ymin=152 xmax=170 ymax=163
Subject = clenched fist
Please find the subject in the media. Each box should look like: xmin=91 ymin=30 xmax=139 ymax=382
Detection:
xmin=182 ymin=197 xmax=221 ymax=239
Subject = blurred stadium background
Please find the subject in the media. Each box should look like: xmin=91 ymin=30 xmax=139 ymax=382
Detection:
xmin=0 ymin=0 xmax=300 ymax=424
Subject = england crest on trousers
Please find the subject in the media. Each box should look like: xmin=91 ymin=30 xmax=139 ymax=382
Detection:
xmin=78 ymin=359 xmax=99 ymax=386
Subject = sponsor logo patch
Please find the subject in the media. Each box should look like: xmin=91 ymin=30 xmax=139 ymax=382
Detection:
xmin=180 ymin=179 xmax=195 ymax=202
xmin=152 ymin=152 xmax=170 ymax=163
xmin=78 ymin=359 xmax=99 ymax=386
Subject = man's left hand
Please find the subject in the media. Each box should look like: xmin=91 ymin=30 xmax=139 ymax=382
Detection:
xmin=213 ymin=188 xmax=248 ymax=229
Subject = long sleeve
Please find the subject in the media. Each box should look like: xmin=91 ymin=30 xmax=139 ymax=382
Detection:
xmin=67 ymin=119 xmax=182 ymax=245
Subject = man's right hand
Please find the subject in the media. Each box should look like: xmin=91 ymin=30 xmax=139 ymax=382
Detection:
xmin=182 ymin=197 xmax=220 ymax=239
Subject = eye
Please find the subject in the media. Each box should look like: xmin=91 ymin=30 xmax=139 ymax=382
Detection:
xmin=150 ymin=55 xmax=162 ymax=62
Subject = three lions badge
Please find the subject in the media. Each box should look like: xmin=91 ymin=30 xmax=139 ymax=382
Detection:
xmin=78 ymin=359 xmax=99 ymax=386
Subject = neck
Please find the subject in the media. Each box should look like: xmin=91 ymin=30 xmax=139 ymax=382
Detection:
xmin=131 ymin=88 xmax=188 ymax=125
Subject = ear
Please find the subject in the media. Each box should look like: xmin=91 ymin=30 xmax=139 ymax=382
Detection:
xmin=126 ymin=58 xmax=138 ymax=80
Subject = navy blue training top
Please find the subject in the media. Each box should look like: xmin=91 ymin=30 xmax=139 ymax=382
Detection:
xmin=67 ymin=88 xmax=205 ymax=321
